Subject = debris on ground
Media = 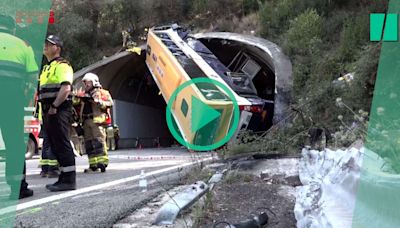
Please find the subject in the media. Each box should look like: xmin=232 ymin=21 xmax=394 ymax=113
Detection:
xmin=154 ymin=181 xmax=209 ymax=225
xmin=198 ymin=158 xmax=299 ymax=228
xmin=114 ymin=157 xmax=299 ymax=228
xmin=113 ymin=185 xmax=188 ymax=228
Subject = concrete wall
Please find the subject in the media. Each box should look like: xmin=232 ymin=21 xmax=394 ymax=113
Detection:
xmin=113 ymin=99 xmax=172 ymax=148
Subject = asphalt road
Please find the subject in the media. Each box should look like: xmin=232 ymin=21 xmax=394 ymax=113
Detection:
xmin=0 ymin=148 xmax=213 ymax=227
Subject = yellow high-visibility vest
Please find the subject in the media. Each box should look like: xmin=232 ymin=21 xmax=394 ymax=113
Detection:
xmin=38 ymin=58 xmax=73 ymax=101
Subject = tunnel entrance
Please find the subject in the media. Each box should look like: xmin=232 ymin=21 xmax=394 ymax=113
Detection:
xmin=73 ymin=33 xmax=292 ymax=149
xmin=73 ymin=50 xmax=173 ymax=149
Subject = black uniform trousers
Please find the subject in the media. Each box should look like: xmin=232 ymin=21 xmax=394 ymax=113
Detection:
xmin=42 ymin=102 xmax=75 ymax=183
xmin=40 ymin=126 xmax=58 ymax=172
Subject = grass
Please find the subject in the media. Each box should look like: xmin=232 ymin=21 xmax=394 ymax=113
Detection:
xmin=192 ymin=191 xmax=214 ymax=228
xmin=224 ymin=170 xmax=254 ymax=185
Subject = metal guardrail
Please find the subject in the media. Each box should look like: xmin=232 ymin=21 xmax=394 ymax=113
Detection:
xmin=153 ymin=167 xmax=226 ymax=225
xmin=154 ymin=181 xmax=209 ymax=225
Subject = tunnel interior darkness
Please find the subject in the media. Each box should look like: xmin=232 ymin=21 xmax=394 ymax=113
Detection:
xmin=90 ymin=52 xmax=164 ymax=108
xmin=73 ymin=51 xmax=172 ymax=148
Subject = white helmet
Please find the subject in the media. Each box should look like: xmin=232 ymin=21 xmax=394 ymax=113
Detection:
xmin=82 ymin=72 xmax=101 ymax=88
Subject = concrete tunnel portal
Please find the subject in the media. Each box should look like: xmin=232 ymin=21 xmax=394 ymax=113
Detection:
xmin=73 ymin=32 xmax=292 ymax=149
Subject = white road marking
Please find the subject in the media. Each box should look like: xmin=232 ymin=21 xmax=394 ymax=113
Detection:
xmin=26 ymin=160 xmax=187 ymax=176
xmin=0 ymin=157 xmax=213 ymax=215
xmin=108 ymin=154 xmax=206 ymax=160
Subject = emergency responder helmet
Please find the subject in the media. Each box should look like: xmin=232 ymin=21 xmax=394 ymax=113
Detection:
xmin=82 ymin=72 xmax=101 ymax=88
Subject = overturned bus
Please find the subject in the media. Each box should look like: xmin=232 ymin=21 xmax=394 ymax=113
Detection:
xmin=73 ymin=25 xmax=292 ymax=148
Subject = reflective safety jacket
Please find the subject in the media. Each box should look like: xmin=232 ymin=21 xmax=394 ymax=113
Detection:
xmin=0 ymin=32 xmax=38 ymax=79
xmin=38 ymin=57 xmax=73 ymax=103
xmin=74 ymin=88 xmax=113 ymax=124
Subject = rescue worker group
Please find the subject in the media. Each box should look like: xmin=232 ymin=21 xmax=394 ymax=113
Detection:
xmin=0 ymin=14 xmax=121 ymax=200
xmin=36 ymin=34 xmax=114 ymax=195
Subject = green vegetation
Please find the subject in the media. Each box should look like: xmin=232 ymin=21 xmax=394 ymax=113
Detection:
xmin=192 ymin=191 xmax=214 ymax=228
xmin=49 ymin=0 xmax=265 ymax=69
xmin=224 ymin=170 xmax=254 ymax=184
xmin=218 ymin=0 xmax=387 ymax=156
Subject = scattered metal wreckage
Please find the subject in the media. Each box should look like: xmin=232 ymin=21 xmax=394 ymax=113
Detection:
xmin=154 ymin=181 xmax=209 ymax=225
xmin=214 ymin=211 xmax=269 ymax=228
xmin=154 ymin=168 xmax=227 ymax=225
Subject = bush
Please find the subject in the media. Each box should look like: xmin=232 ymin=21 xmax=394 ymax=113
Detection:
xmin=342 ymin=43 xmax=381 ymax=114
xmin=312 ymin=52 xmax=344 ymax=82
xmin=254 ymin=0 xmax=388 ymax=155
xmin=282 ymin=9 xmax=323 ymax=96
xmin=259 ymin=0 xmax=342 ymax=40
xmin=338 ymin=13 xmax=369 ymax=62
xmin=321 ymin=10 xmax=348 ymax=44
xmin=243 ymin=0 xmax=262 ymax=15
xmin=260 ymin=0 xmax=299 ymax=40
xmin=283 ymin=9 xmax=322 ymax=56
xmin=47 ymin=11 xmax=94 ymax=69
xmin=193 ymin=0 xmax=210 ymax=15
xmin=210 ymin=13 xmax=259 ymax=34
xmin=292 ymin=58 xmax=312 ymax=96
xmin=193 ymin=0 xmax=243 ymax=17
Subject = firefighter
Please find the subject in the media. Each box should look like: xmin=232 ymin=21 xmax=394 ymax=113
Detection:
xmin=113 ymin=124 xmax=120 ymax=150
xmin=76 ymin=73 xmax=113 ymax=173
xmin=105 ymin=112 xmax=116 ymax=151
xmin=39 ymin=35 xmax=76 ymax=191
xmin=0 ymin=14 xmax=36 ymax=199
xmin=122 ymin=28 xmax=136 ymax=49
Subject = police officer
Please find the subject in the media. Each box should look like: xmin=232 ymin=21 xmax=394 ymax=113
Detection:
xmin=75 ymin=73 xmax=113 ymax=172
xmin=38 ymin=35 xmax=76 ymax=191
xmin=0 ymin=15 xmax=37 ymax=199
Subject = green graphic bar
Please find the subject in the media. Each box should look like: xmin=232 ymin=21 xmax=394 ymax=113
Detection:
xmin=353 ymin=0 xmax=400 ymax=227
xmin=370 ymin=13 xmax=386 ymax=41
xmin=0 ymin=0 xmax=51 ymax=226
xmin=383 ymin=13 xmax=398 ymax=41
xmin=370 ymin=13 xmax=398 ymax=41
